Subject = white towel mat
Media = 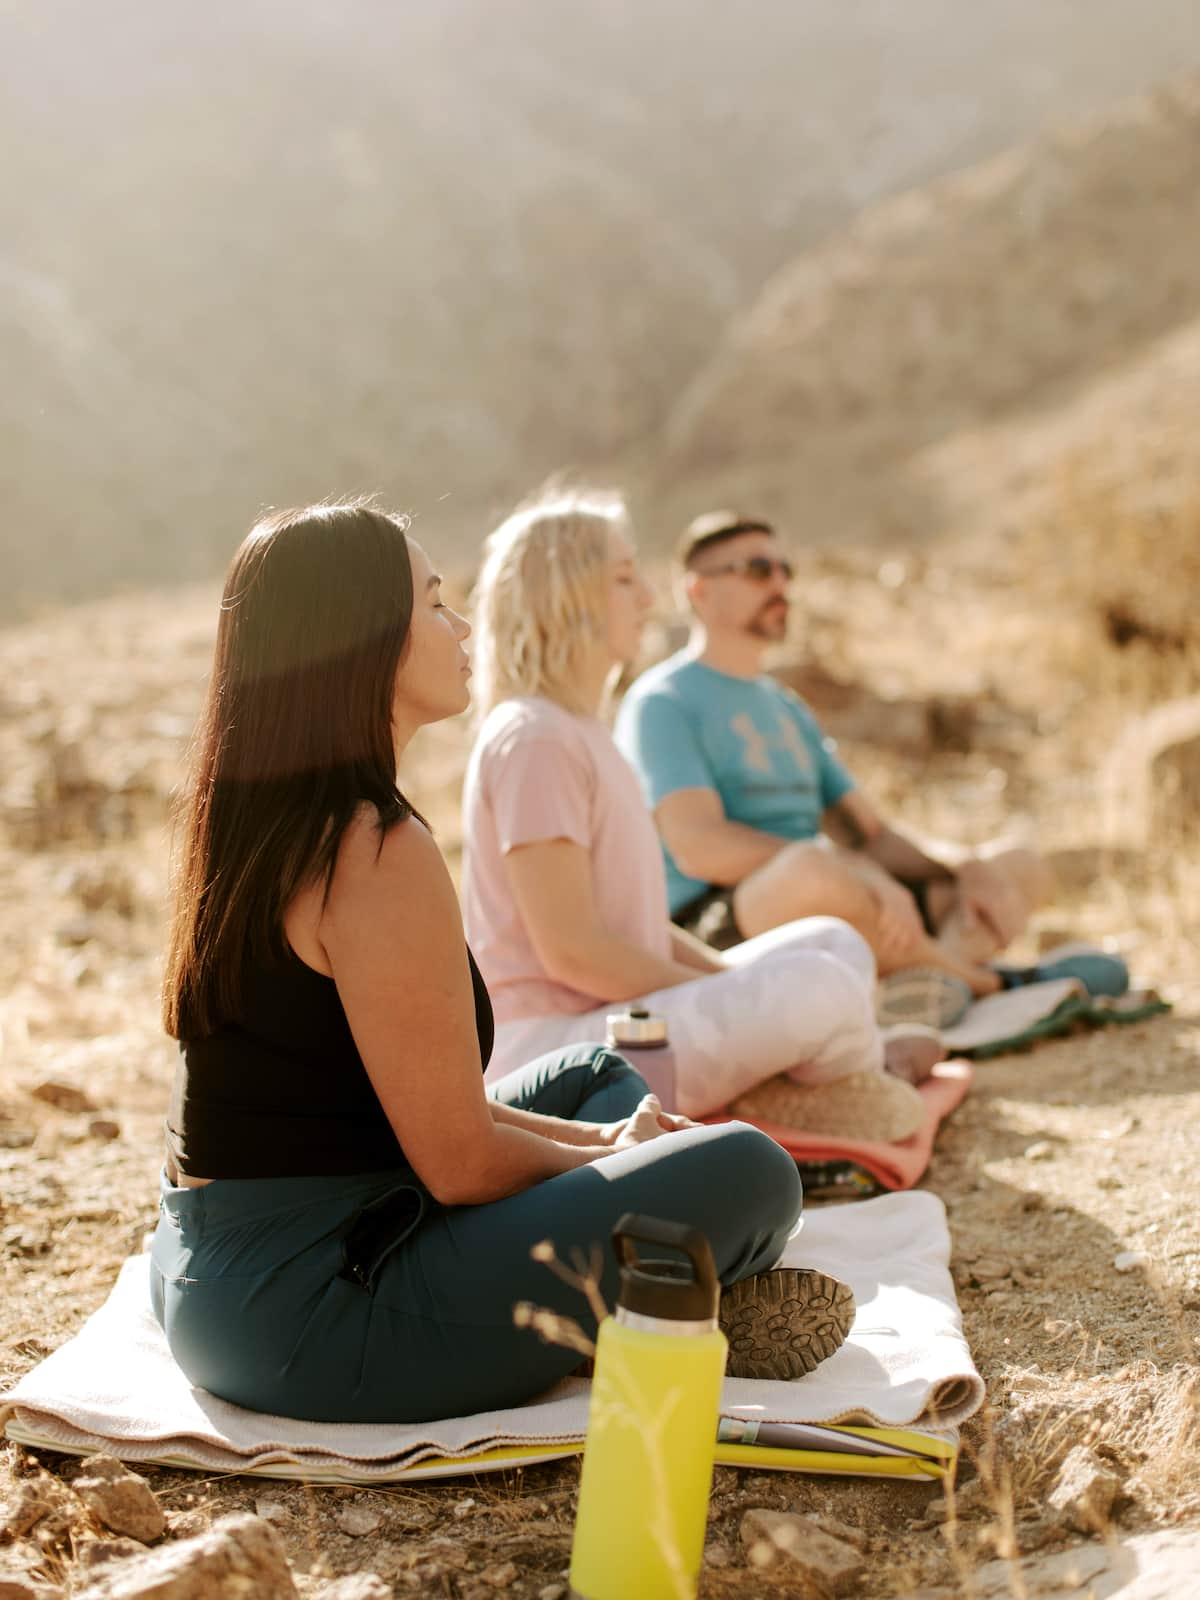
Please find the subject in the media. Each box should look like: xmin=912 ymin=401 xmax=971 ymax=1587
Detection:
xmin=940 ymin=978 xmax=1081 ymax=1053
xmin=0 ymin=1191 xmax=982 ymax=1482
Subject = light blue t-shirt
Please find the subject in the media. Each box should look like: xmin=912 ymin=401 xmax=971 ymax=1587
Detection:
xmin=614 ymin=652 xmax=856 ymax=915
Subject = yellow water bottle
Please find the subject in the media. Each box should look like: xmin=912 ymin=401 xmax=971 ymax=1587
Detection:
xmin=569 ymin=1213 xmax=727 ymax=1600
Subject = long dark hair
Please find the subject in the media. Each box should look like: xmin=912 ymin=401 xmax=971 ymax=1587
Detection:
xmin=164 ymin=502 xmax=424 ymax=1041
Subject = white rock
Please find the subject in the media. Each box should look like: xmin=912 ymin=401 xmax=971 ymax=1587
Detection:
xmin=334 ymin=1503 xmax=383 ymax=1538
xmin=739 ymin=1508 xmax=864 ymax=1593
xmin=0 ymin=1485 xmax=57 ymax=1538
xmin=0 ymin=1576 xmax=62 ymax=1600
xmin=317 ymin=1577 xmax=393 ymax=1600
xmin=72 ymin=1458 xmax=164 ymax=1545
xmin=908 ymin=1527 xmax=1200 ymax=1599
xmin=478 ymin=1563 xmax=518 ymax=1590
xmin=74 ymin=1512 xmax=296 ymax=1600
xmin=1047 ymin=1444 xmax=1121 ymax=1533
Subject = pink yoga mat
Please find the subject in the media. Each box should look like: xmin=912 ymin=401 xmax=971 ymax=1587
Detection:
xmin=702 ymin=1060 xmax=974 ymax=1191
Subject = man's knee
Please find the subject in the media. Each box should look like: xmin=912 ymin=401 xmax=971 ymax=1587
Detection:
xmin=775 ymin=838 xmax=839 ymax=882
xmin=1000 ymin=846 xmax=1054 ymax=910
xmin=970 ymin=844 xmax=1054 ymax=925
xmin=784 ymin=846 xmax=887 ymax=952
xmin=776 ymin=842 xmax=878 ymax=919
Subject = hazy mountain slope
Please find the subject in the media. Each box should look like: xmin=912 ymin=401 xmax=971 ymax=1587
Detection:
xmin=654 ymin=74 xmax=1200 ymax=546
xmin=3 ymin=1 xmax=1199 ymax=606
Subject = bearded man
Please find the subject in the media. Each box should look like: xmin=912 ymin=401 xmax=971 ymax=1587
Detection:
xmin=616 ymin=512 xmax=1054 ymax=1003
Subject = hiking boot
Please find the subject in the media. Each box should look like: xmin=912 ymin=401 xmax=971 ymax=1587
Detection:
xmin=720 ymin=1266 xmax=855 ymax=1381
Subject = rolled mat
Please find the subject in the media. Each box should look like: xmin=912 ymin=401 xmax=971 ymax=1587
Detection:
xmin=941 ymin=981 xmax=1170 ymax=1060
xmin=0 ymin=1191 xmax=981 ymax=1484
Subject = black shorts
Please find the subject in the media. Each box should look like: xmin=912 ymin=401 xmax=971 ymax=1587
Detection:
xmin=679 ymin=876 xmax=943 ymax=948
xmin=673 ymin=885 xmax=744 ymax=952
xmin=898 ymin=878 xmax=944 ymax=938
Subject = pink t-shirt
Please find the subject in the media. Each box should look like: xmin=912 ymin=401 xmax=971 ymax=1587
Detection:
xmin=462 ymin=696 xmax=673 ymax=1023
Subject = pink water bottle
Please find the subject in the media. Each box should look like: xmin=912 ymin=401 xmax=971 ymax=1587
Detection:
xmin=605 ymin=1007 xmax=678 ymax=1113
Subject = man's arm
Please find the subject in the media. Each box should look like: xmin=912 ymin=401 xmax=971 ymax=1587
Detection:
xmin=823 ymin=791 xmax=1025 ymax=944
xmin=617 ymin=688 xmax=793 ymax=887
xmin=655 ymin=787 xmax=793 ymax=887
xmin=822 ymin=790 xmax=959 ymax=882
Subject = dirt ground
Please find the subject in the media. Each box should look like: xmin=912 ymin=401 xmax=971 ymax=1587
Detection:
xmin=0 ymin=526 xmax=1197 ymax=1598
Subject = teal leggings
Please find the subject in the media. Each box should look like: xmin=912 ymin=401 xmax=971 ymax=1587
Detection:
xmin=150 ymin=1043 xmax=801 ymax=1423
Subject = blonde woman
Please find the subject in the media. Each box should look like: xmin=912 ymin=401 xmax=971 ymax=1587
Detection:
xmin=463 ymin=490 xmax=926 ymax=1133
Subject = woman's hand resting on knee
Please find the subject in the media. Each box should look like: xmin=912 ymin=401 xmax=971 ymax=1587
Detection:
xmin=602 ymin=1094 xmax=700 ymax=1152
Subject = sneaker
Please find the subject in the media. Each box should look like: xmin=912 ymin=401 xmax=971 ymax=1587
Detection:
xmin=992 ymin=944 xmax=1129 ymax=998
xmin=721 ymin=1267 xmax=855 ymax=1381
xmin=877 ymin=966 xmax=973 ymax=1030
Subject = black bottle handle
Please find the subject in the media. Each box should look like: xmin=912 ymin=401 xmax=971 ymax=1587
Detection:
xmin=612 ymin=1212 xmax=720 ymax=1304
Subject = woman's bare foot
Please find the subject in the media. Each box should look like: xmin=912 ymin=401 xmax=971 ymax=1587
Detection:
xmin=883 ymin=1025 xmax=947 ymax=1085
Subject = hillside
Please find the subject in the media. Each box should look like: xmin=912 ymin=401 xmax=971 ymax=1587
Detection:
xmin=655 ymin=74 xmax=1200 ymax=558
xmin=5 ymin=1 xmax=1200 ymax=609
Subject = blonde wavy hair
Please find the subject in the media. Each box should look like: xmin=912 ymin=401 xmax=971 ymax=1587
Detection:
xmin=472 ymin=488 xmax=628 ymax=718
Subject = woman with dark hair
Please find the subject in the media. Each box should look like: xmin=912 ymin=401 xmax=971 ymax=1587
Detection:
xmin=153 ymin=503 xmax=854 ymax=1425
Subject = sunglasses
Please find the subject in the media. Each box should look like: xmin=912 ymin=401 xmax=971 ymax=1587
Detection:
xmin=701 ymin=556 xmax=795 ymax=583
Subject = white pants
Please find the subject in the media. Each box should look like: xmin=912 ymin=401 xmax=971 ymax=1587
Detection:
xmin=487 ymin=917 xmax=884 ymax=1119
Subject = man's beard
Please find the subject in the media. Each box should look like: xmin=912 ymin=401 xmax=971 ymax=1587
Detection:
xmin=746 ymin=601 xmax=789 ymax=640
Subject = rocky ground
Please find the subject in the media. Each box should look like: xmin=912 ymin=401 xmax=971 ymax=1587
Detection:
xmin=0 ymin=524 xmax=1197 ymax=1597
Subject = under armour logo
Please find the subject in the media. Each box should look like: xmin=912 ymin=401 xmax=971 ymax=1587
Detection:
xmin=775 ymin=713 xmax=815 ymax=776
xmin=731 ymin=712 xmax=772 ymax=774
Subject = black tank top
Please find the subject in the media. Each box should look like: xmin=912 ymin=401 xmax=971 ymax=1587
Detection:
xmin=166 ymin=947 xmax=494 ymax=1179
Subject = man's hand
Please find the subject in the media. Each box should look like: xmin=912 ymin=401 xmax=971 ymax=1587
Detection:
xmin=825 ymin=845 xmax=927 ymax=965
xmin=866 ymin=873 xmax=927 ymax=967
xmin=955 ymin=857 xmax=1026 ymax=947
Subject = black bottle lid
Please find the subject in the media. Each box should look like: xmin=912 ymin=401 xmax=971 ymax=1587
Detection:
xmin=611 ymin=1213 xmax=719 ymax=1324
